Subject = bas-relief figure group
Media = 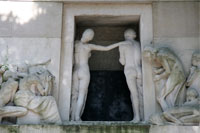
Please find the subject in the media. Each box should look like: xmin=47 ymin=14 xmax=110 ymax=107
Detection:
xmin=0 ymin=28 xmax=199 ymax=125
xmin=0 ymin=60 xmax=61 ymax=124
xmin=144 ymin=46 xmax=200 ymax=125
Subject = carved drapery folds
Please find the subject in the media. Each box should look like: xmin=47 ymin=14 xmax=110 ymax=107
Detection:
xmin=144 ymin=46 xmax=200 ymax=125
xmin=0 ymin=60 xmax=61 ymax=124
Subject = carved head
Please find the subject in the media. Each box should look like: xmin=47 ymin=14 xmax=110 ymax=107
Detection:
xmin=186 ymin=88 xmax=199 ymax=102
xmin=81 ymin=29 xmax=94 ymax=43
xmin=124 ymin=29 xmax=136 ymax=40
xmin=191 ymin=51 xmax=200 ymax=67
xmin=143 ymin=45 xmax=157 ymax=61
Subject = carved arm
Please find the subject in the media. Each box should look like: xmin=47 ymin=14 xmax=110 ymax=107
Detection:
xmin=89 ymin=42 xmax=121 ymax=51
xmin=154 ymin=59 xmax=171 ymax=81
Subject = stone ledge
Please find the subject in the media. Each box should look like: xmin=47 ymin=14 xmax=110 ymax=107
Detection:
xmin=0 ymin=122 xmax=199 ymax=133
xmin=0 ymin=122 xmax=150 ymax=133
xmin=2 ymin=0 xmax=199 ymax=3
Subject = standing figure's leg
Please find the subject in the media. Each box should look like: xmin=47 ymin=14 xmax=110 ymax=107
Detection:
xmin=71 ymin=70 xmax=79 ymax=120
xmin=125 ymin=68 xmax=140 ymax=122
xmin=75 ymin=73 xmax=90 ymax=121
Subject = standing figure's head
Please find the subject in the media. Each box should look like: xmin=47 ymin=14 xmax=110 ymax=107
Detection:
xmin=143 ymin=45 xmax=158 ymax=62
xmin=81 ymin=29 xmax=94 ymax=43
xmin=124 ymin=29 xmax=136 ymax=40
xmin=186 ymin=88 xmax=199 ymax=102
xmin=191 ymin=51 xmax=200 ymax=67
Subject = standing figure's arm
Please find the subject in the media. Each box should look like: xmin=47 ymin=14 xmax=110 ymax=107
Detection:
xmin=89 ymin=42 xmax=122 ymax=51
xmin=119 ymin=46 xmax=126 ymax=66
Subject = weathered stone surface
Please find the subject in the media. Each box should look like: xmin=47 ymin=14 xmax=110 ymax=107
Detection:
xmin=0 ymin=123 xmax=199 ymax=133
xmin=153 ymin=37 xmax=199 ymax=74
xmin=0 ymin=38 xmax=61 ymax=101
xmin=61 ymin=3 xmax=153 ymax=121
xmin=1 ymin=0 xmax=198 ymax=2
xmin=0 ymin=2 xmax=62 ymax=38
xmin=0 ymin=122 xmax=150 ymax=133
xmin=149 ymin=125 xmax=200 ymax=133
xmin=153 ymin=2 xmax=199 ymax=38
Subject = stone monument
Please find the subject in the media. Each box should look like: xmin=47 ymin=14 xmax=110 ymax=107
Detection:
xmin=0 ymin=1 xmax=199 ymax=133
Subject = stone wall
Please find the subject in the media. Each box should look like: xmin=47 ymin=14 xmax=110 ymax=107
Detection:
xmin=0 ymin=2 xmax=63 ymax=102
xmin=153 ymin=2 xmax=199 ymax=74
xmin=0 ymin=0 xmax=199 ymax=122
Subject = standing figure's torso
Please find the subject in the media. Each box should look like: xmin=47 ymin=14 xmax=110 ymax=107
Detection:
xmin=75 ymin=41 xmax=92 ymax=66
xmin=119 ymin=40 xmax=141 ymax=68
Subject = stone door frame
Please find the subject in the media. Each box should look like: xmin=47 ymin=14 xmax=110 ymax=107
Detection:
xmin=60 ymin=3 xmax=154 ymax=121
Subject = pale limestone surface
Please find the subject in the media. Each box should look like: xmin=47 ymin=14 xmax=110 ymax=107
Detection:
xmin=150 ymin=125 xmax=200 ymax=133
xmin=0 ymin=2 xmax=62 ymax=37
xmin=0 ymin=124 xmax=199 ymax=133
xmin=0 ymin=1 xmax=62 ymax=103
xmin=153 ymin=2 xmax=199 ymax=38
xmin=62 ymin=3 xmax=153 ymax=121
xmin=0 ymin=0 xmax=199 ymax=123
xmin=153 ymin=2 xmax=199 ymax=74
xmin=0 ymin=38 xmax=61 ymax=102
xmin=3 ymin=0 xmax=198 ymax=2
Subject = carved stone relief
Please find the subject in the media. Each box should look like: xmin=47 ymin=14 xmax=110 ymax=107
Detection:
xmin=0 ymin=60 xmax=61 ymax=124
xmin=144 ymin=46 xmax=200 ymax=125
xmin=143 ymin=45 xmax=186 ymax=111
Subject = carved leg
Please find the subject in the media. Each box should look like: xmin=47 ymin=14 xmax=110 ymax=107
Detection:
xmin=125 ymin=75 xmax=140 ymax=122
xmin=163 ymin=111 xmax=182 ymax=125
xmin=71 ymin=71 xmax=79 ymax=121
xmin=0 ymin=106 xmax=28 ymax=124
xmin=180 ymin=114 xmax=200 ymax=124
xmin=75 ymin=78 xmax=89 ymax=121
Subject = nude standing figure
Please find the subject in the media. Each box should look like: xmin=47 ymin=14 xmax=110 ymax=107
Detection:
xmin=71 ymin=29 xmax=120 ymax=121
xmin=109 ymin=29 xmax=142 ymax=123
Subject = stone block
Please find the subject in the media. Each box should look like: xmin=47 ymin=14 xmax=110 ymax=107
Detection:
xmin=0 ymin=1 xmax=62 ymax=38
xmin=150 ymin=125 xmax=200 ymax=133
xmin=153 ymin=2 xmax=199 ymax=38
xmin=0 ymin=37 xmax=61 ymax=101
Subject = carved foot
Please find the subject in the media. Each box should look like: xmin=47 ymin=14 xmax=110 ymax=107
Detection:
xmin=75 ymin=117 xmax=82 ymax=121
xmin=132 ymin=117 xmax=140 ymax=123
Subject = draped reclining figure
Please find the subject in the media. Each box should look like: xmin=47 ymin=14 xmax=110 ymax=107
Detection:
xmin=0 ymin=60 xmax=61 ymax=124
xmin=149 ymin=88 xmax=200 ymax=125
xmin=14 ymin=60 xmax=62 ymax=124
xmin=0 ymin=65 xmax=27 ymax=123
